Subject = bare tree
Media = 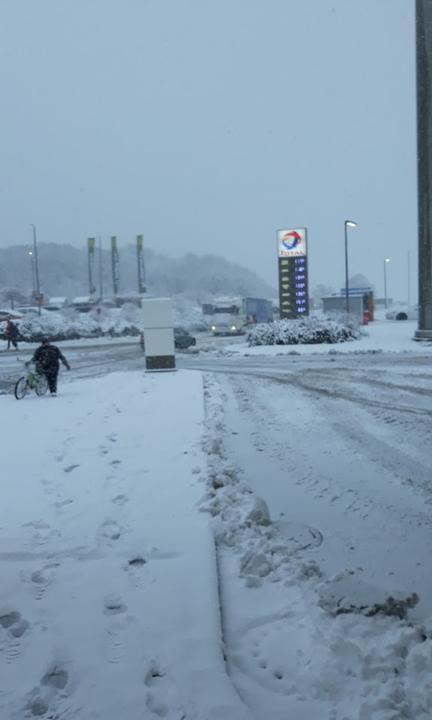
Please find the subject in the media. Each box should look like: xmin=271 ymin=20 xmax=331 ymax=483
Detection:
xmin=0 ymin=287 xmax=28 ymax=309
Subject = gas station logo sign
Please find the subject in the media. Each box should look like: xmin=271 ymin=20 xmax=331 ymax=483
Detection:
xmin=277 ymin=227 xmax=309 ymax=319
xmin=277 ymin=228 xmax=307 ymax=257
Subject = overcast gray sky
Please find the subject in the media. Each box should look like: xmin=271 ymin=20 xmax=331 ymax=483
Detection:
xmin=0 ymin=0 xmax=416 ymax=300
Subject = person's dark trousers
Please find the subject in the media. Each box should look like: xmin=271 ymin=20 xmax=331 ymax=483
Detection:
xmin=45 ymin=370 xmax=59 ymax=394
xmin=7 ymin=339 xmax=17 ymax=349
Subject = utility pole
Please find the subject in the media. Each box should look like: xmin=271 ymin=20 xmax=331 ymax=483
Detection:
xmin=111 ymin=236 xmax=119 ymax=296
xmin=415 ymin=0 xmax=432 ymax=339
xmin=344 ymin=220 xmax=357 ymax=314
xmin=98 ymin=236 xmax=104 ymax=301
xmin=28 ymin=250 xmax=36 ymax=298
xmin=384 ymin=257 xmax=391 ymax=309
xmin=408 ymin=251 xmax=411 ymax=306
xmin=88 ymin=238 xmax=96 ymax=296
xmin=137 ymin=235 xmax=146 ymax=295
xmin=30 ymin=224 xmax=42 ymax=315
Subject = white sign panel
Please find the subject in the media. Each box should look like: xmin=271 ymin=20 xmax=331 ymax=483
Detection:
xmin=142 ymin=298 xmax=176 ymax=371
xmin=277 ymin=228 xmax=307 ymax=258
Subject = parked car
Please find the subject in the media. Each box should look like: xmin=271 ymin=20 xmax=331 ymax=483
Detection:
xmin=0 ymin=309 xmax=23 ymax=322
xmin=174 ymin=327 xmax=196 ymax=349
xmin=138 ymin=328 xmax=197 ymax=352
xmin=386 ymin=305 xmax=418 ymax=321
xmin=15 ymin=306 xmax=47 ymax=317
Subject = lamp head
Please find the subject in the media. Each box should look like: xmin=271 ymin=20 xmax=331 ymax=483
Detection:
xmin=345 ymin=220 xmax=357 ymax=228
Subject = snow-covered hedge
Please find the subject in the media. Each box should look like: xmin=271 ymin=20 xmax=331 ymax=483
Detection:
xmin=247 ymin=315 xmax=360 ymax=346
xmin=8 ymin=309 xmax=141 ymax=343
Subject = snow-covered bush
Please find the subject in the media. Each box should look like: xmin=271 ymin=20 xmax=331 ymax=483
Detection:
xmin=247 ymin=315 xmax=360 ymax=346
xmin=10 ymin=297 xmax=209 ymax=342
xmin=16 ymin=309 xmax=141 ymax=342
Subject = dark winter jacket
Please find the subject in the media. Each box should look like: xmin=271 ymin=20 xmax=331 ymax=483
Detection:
xmin=32 ymin=344 xmax=70 ymax=373
xmin=5 ymin=321 xmax=19 ymax=339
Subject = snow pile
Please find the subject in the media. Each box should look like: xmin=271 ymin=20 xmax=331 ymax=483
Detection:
xmin=318 ymin=571 xmax=419 ymax=620
xmin=247 ymin=315 xmax=360 ymax=346
xmin=201 ymin=375 xmax=432 ymax=719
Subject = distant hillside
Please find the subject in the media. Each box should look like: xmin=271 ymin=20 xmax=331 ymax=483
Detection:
xmin=0 ymin=244 xmax=275 ymax=301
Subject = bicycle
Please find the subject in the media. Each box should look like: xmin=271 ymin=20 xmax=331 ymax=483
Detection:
xmin=14 ymin=363 xmax=49 ymax=400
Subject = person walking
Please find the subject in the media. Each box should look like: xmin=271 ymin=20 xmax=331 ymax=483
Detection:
xmin=31 ymin=338 xmax=71 ymax=395
xmin=5 ymin=320 xmax=19 ymax=350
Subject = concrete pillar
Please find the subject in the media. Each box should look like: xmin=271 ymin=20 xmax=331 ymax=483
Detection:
xmin=416 ymin=0 xmax=432 ymax=339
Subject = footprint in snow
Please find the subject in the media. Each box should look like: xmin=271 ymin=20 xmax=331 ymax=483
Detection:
xmin=0 ymin=609 xmax=21 ymax=629
xmin=103 ymin=617 xmax=129 ymax=665
xmin=41 ymin=665 xmax=69 ymax=690
xmin=23 ymin=520 xmax=60 ymax=546
xmin=28 ymin=562 xmax=60 ymax=600
xmin=54 ymin=497 xmax=74 ymax=511
xmin=144 ymin=662 xmax=188 ymax=719
xmin=112 ymin=494 xmax=128 ymax=506
xmin=97 ymin=519 xmax=122 ymax=544
xmin=63 ymin=463 xmax=80 ymax=474
xmin=0 ymin=609 xmax=30 ymax=664
xmin=128 ymin=556 xmax=146 ymax=568
xmin=104 ymin=594 xmax=127 ymax=616
xmin=26 ymin=663 xmax=70 ymax=717
xmin=126 ymin=556 xmax=148 ymax=589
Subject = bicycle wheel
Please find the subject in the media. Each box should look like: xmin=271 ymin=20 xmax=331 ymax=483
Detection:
xmin=35 ymin=375 xmax=49 ymax=396
xmin=14 ymin=377 xmax=28 ymax=400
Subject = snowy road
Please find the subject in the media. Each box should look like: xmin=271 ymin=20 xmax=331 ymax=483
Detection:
xmin=0 ymin=342 xmax=144 ymax=394
xmin=2 ymin=338 xmax=432 ymax=718
xmin=0 ymin=332 xmax=232 ymax=394
xmin=3 ymin=340 xmax=431 ymax=621
xmin=184 ymin=351 xmax=432 ymax=619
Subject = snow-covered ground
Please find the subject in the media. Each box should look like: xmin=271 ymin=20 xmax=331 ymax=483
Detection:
xmin=226 ymin=320 xmax=432 ymax=357
xmin=2 ymin=344 xmax=432 ymax=719
xmin=0 ymin=371 xmax=248 ymax=720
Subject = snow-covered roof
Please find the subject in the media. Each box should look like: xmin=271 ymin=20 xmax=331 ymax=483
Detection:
xmin=72 ymin=296 xmax=97 ymax=304
xmin=47 ymin=297 xmax=68 ymax=305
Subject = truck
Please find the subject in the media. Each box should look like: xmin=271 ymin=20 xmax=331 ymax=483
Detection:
xmin=243 ymin=297 xmax=273 ymax=325
xmin=203 ymin=296 xmax=273 ymax=336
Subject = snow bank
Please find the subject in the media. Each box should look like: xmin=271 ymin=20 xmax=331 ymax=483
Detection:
xmin=201 ymin=375 xmax=432 ymax=719
xmin=247 ymin=315 xmax=360 ymax=347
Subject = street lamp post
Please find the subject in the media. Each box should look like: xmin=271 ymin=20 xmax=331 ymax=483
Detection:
xmin=30 ymin=224 xmax=41 ymax=314
xmin=384 ymin=257 xmax=391 ymax=309
xmin=28 ymin=250 xmax=36 ymax=298
xmin=344 ymin=220 xmax=358 ymax=314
